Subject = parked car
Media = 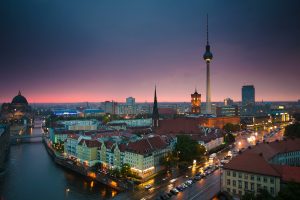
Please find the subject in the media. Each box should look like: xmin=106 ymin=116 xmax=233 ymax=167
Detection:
xmin=170 ymin=188 xmax=179 ymax=195
xmin=145 ymin=184 xmax=152 ymax=190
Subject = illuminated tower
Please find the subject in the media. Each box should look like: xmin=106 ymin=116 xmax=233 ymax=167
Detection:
xmin=152 ymin=86 xmax=159 ymax=128
xmin=191 ymin=89 xmax=201 ymax=114
xmin=203 ymin=15 xmax=213 ymax=114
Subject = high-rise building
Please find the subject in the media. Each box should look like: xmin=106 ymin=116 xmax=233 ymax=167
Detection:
xmin=242 ymin=85 xmax=255 ymax=106
xmin=224 ymin=98 xmax=234 ymax=106
xmin=203 ymin=15 xmax=213 ymax=114
xmin=152 ymin=86 xmax=159 ymax=128
xmin=103 ymin=101 xmax=118 ymax=115
xmin=242 ymin=85 xmax=255 ymax=116
xmin=191 ymin=89 xmax=201 ymax=114
xmin=126 ymin=97 xmax=135 ymax=106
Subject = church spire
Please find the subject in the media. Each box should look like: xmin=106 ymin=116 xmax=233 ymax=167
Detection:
xmin=152 ymin=85 xmax=159 ymax=128
xmin=18 ymin=90 xmax=21 ymax=96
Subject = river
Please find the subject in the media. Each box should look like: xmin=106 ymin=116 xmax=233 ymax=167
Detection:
xmin=0 ymin=127 xmax=118 ymax=200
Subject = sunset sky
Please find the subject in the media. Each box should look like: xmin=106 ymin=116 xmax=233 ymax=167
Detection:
xmin=1 ymin=0 xmax=300 ymax=103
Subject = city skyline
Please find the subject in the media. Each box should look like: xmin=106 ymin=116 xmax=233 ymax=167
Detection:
xmin=1 ymin=0 xmax=300 ymax=103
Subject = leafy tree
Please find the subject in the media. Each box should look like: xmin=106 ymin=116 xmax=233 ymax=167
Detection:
xmin=160 ymin=152 xmax=178 ymax=169
xmin=224 ymin=133 xmax=235 ymax=144
xmin=175 ymin=135 xmax=206 ymax=162
xmin=120 ymin=163 xmax=131 ymax=178
xmin=242 ymin=192 xmax=256 ymax=200
xmin=293 ymin=113 xmax=300 ymax=122
xmin=276 ymin=182 xmax=300 ymax=200
xmin=223 ymin=123 xmax=241 ymax=133
xmin=284 ymin=123 xmax=300 ymax=138
xmin=242 ymin=189 xmax=273 ymax=200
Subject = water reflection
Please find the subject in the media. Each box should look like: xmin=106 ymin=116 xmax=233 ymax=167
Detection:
xmin=0 ymin=127 xmax=118 ymax=200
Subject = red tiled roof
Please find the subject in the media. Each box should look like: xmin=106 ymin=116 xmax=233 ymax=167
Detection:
xmin=158 ymin=108 xmax=177 ymax=115
xmin=155 ymin=118 xmax=201 ymax=134
xmin=118 ymin=144 xmax=127 ymax=152
xmin=67 ymin=134 xmax=80 ymax=139
xmin=224 ymin=139 xmax=300 ymax=182
xmin=224 ymin=152 xmax=281 ymax=177
xmin=271 ymin=165 xmax=300 ymax=183
xmin=78 ymin=139 xmax=101 ymax=148
xmin=126 ymin=136 xmax=168 ymax=155
xmin=105 ymin=140 xmax=114 ymax=149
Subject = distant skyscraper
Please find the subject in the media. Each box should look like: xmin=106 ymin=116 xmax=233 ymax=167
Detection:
xmin=224 ymin=98 xmax=234 ymax=106
xmin=242 ymin=85 xmax=255 ymax=106
xmin=103 ymin=101 xmax=118 ymax=114
xmin=152 ymin=86 xmax=159 ymax=128
xmin=191 ymin=89 xmax=201 ymax=114
xmin=242 ymin=85 xmax=255 ymax=115
xmin=203 ymin=15 xmax=213 ymax=114
xmin=126 ymin=97 xmax=135 ymax=106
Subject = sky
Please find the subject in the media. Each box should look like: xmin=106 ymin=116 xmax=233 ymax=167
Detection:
xmin=1 ymin=0 xmax=300 ymax=103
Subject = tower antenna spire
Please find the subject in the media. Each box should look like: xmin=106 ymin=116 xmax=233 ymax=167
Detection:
xmin=206 ymin=14 xmax=209 ymax=45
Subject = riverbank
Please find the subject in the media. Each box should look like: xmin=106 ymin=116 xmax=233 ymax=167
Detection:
xmin=42 ymin=137 xmax=130 ymax=192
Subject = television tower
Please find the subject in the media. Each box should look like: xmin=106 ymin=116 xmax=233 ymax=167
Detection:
xmin=203 ymin=15 xmax=213 ymax=114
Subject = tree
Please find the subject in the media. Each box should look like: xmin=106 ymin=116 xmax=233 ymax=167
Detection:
xmin=242 ymin=192 xmax=256 ymax=200
xmin=175 ymin=135 xmax=206 ymax=162
xmin=276 ymin=182 xmax=300 ymax=200
xmin=284 ymin=123 xmax=300 ymax=138
xmin=224 ymin=133 xmax=235 ymax=144
xmin=242 ymin=189 xmax=273 ymax=200
xmin=293 ymin=113 xmax=300 ymax=122
xmin=160 ymin=152 xmax=178 ymax=169
xmin=223 ymin=123 xmax=240 ymax=133
xmin=120 ymin=163 xmax=131 ymax=178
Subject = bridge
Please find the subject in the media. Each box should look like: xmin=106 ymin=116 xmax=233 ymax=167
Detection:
xmin=10 ymin=133 xmax=45 ymax=145
xmin=11 ymin=134 xmax=44 ymax=140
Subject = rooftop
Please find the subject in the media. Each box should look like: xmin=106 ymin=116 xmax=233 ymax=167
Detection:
xmin=224 ymin=139 xmax=300 ymax=182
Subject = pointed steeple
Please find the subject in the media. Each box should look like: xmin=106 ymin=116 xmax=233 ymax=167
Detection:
xmin=152 ymin=86 xmax=159 ymax=128
xmin=18 ymin=90 xmax=21 ymax=96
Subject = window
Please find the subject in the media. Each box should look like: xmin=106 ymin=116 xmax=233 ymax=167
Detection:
xmin=251 ymin=183 xmax=254 ymax=191
xmin=238 ymin=172 xmax=242 ymax=178
xmin=257 ymin=176 xmax=261 ymax=181
xmin=244 ymin=181 xmax=248 ymax=190
xmin=233 ymin=189 xmax=237 ymax=194
xmin=233 ymin=180 xmax=236 ymax=186
xmin=257 ymin=184 xmax=261 ymax=190
xmin=270 ymin=187 xmax=274 ymax=194
xmin=244 ymin=174 xmax=248 ymax=179
xmin=227 ymin=188 xmax=231 ymax=193
xmin=227 ymin=179 xmax=231 ymax=185
xmin=251 ymin=175 xmax=254 ymax=181
xmin=270 ymin=178 xmax=274 ymax=184
xmin=263 ymin=177 xmax=268 ymax=183
xmin=227 ymin=171 xmax=231 ymax=176
xmin=233 ymin=172 xmax=236 ymax=177
xmin=238 ymin=180 xmax=242 ymax=189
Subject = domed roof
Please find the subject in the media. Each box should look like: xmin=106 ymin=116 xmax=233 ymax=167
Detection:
xmin=11 ymin=91 xmax=28 ymax=105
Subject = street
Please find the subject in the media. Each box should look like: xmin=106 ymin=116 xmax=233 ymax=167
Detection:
xmin=114 ymin=127 xmax=284 ymax=200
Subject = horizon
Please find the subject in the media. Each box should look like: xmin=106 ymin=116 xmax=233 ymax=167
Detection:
xmin=1 ymin=0 xmax=300 ymax=103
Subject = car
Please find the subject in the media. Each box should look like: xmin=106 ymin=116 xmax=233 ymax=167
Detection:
xmin=181 ymin=183 xmax=188 ymax=189
xmin=170 ymin=189 xmax=179 ymax=195
xmin=145 ymin=184 xmax=152 ymax=190
xmin=194 ymin=175 xmax=202 ymax=181
xmin=176 ymin=186 xmax=184 ymax=191
xmin=159 ymin=193 xmax=170 ymax=200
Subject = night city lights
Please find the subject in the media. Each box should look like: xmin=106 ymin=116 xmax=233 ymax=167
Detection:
xmin=1 ymin=1 xmax=300 ymax=200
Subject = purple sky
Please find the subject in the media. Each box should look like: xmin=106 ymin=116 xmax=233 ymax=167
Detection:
xmin=1 ymin=0 xmax=300 ymax=103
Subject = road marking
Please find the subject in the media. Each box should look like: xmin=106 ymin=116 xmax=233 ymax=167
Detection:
xmin=188 ymin=179 xmax=220 ymax=200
